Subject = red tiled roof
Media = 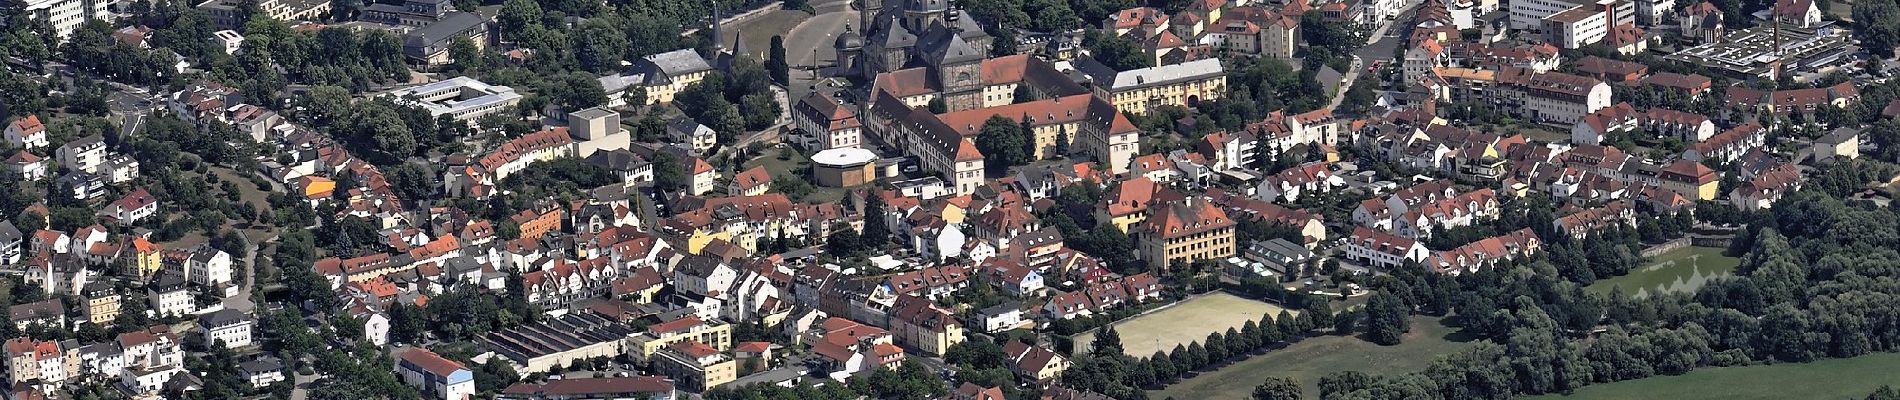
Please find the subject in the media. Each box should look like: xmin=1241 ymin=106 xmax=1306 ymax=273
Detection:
xmin=400 ymin=348 xmax=468 ymax=377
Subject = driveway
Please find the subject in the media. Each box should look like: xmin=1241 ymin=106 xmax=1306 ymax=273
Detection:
xmin=223 ymin=233 xmax=277 ymax=313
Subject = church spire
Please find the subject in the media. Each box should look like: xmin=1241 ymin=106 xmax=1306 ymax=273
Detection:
xmin=710 ymin=5 xmax=725 ymax=54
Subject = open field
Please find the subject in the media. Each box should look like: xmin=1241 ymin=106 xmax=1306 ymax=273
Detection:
xmin=1152 ymin=316 xmax=1474 ymax=400
xmin=1587 ymin=246 xmax=1740 ymax=298
xmin=1075 ymin=292 xmax=1290 ymax=357
xmin=1530 ymin=352 xmax=1900 ymax=400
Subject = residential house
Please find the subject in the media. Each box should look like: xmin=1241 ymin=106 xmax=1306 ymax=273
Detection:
xmin=397 ymin=348 xmax=476 ymax=400
xmin=650 ymin=341 xmax=736 ymax=392
xmin=1551 ymin=200 xmax=1637 ymax=239
xmin=1003 ymin=341 xmax=1069 ymax=383
xmin=6 ymin=151 xmax=46 ymax=181
xmin=5 ymin=115 xmax=48 ymax=149
xmin=1343 ymin=227 xmax=1430 ymax=269
xmin=99 ymin=188 xmax=159 ymax=226
xmin=729 ymin=166 xmax=772 ymax=196
xmin=195 ymin=309 xmax=253 ymax=349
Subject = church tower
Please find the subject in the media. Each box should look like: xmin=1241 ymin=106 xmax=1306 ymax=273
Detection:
xmin=860 ymin=0 xmax=884 ymax=34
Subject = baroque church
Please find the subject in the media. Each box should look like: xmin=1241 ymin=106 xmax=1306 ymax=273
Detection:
xmin=834 ymin=0 xmax=994 ymax=86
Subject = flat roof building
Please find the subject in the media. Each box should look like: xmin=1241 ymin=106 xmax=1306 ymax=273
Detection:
xmin=385 ymin=76 xmax=523 ymax=123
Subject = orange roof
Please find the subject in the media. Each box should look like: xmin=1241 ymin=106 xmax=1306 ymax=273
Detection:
xmin=691 ymin=157 xmax=714 ymax=174
xmin=733 ymin=166 xmax=771 ymax=189
xmin=647 ymin=316 xmax=704 ymax=335
xmin=954 ymin=138 xmax=984 ymax=161
xmin=7 ymin=115 xmax=44 ymax=136
xmin=980 ymin=55 xmax=1030 ymax=85
xmin=130 ymin=237 xmax=159 ymax=253
xmin=734 ymin=341 xmax=772 ymax=353
xmin=399 ymin=348 xmax=468 ymax=376
xmin=1142 ymin=198 xmax=1233 ymax=238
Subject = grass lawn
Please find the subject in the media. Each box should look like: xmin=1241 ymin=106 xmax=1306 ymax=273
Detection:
xmin=1530 ymin=352 xmax=1900 ymax=400
xmin=1587 ymin=246 xmax=1740 ymax=298
xmin=1152 ymin=316 xmax=1475 ymax=400
xmin=1076 ymin=292 xmax=1292 ymax=357
xmin=720 ymin=10 xmax=812 ymax=58
xmin=740 ymin=146 xmax=848 ymax=204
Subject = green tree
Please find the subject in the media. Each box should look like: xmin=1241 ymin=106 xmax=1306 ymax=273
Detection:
xmin=652 ymin=151 xmax=689 ymax=192
xmin=976 ymin=116 xmax=1033 ymax=170
xmin=1857 ymin=0 xmax=1900 ymax=57
xmin=1364 ymin=291 xmax=1409 ymax=345
xmin=768 ymin=35 xmax=790 ymax=85
xmin=1081 ymin=30 xmax=1152 ymax=70
xmin=497 ymin=0 xmax=543 ymax=40
xmin=1092 ymin=325 xmax=1124 ymax=357
xmin=448 ymin=36 xmax=484 ymax=71
xmin=862 ymin=193 xmax=892 ymax=247
xmin=1251 ymin=377 xmax=1302 ymax=400
xmin=826 ymin=226 xmax=865 ymax=258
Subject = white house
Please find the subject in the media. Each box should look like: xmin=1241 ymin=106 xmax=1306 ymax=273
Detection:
xmin=195 ymin=309 xmax=253 ymax=349
xmin=100 ymin=188 xmax=159 ymax=226
xmin=979 ymin=303 xmax=1023 ymax=333
xmin=187 ymin=248 xmax=233 ymax=289
xmin=239 ymin=358 xmax=286 ymax=388
xmin=147 ymin=274 xmax=194 ymax=318
xmin=120 ymin=365 xmax=186 ymax=395
xmin=57 ymin=135 xmax=107 ymax=174
xmin=6 ymin=151 xmax=47 ymax=181
xmin=397 ymin=348 xmax=476 ymax=400
xmin=1343 ymin=227 xmax=1430 ymax=269
xmin=4 ymin=115 xmax=47 ymax=149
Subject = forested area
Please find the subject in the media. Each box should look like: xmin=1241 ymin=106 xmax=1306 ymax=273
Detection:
xmin=1301 ymin=191 xmax=1900 ymax=399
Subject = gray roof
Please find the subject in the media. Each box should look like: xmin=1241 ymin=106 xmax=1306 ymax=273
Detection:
xmin=403 ymin=11 xmax=483 ymax=50
xmin=568 ymin=106 xmax=615 ymax=121
xmin=1820 ymin=127 xmax=1860 ymax=144
xmin=150 ymin=271 xmax=188 ymax=291
xmin=980 ymin=301 xmax=1023 ymax=316
xmin=586 ymin=149 xmax=648 ymax=171
xmin=634 ymin=49 xmax=714 ymax=83
xmin=1256 ymin=238 xmax=1314 ymax=261
xmin=919 ymin=25 xmax=982 ymax=66
xmin=666 ymin=117 xmax=712 ymax=138
xmin=0 ymin=221 xmax=19 ymax=242
xmin=240 ymin=358 xmax=284 ymax=374
xmin=675 ymin=255 xmax=727 ymax=278
xmin=865 ymin=13 xmax=918 ymax=50
xmin=198 ymin=309 xmax=251 ymax=328
xmin=1074 ymin=56 xmax=1224 ymax=90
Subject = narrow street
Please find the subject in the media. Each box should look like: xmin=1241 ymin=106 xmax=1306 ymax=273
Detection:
xmin=1331 ymin=2 xmax=1417 ymax=109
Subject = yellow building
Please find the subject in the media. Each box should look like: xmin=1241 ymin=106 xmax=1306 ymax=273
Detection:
xmin=652 ymin=341 xmax=736 ymax=392
xmin=131 ymin=237 xmax=161 ymax=280
xmin=82 ymin=283 xmax=118 ymax=325
xmin=629 ymin=316 xmax=733 ymax=362
xmin=1097 ymin=176 xmax=1161 ymax=233
xmin=1138 ymin=198 xmax=1237 ymax=270
xmin=1076 ymin=57 xmax=1226 ymax=115
xmin=613 ymin=49 xmax=715 ymax=107
xmin=888 ymin=297 xmax=964 ymax=356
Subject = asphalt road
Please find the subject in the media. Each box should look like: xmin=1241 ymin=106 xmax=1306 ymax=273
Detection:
xmin=786 ymin=0 xmax=859 ymax=100
xmin=1332 ymin=2 xmax=1416 ymax=109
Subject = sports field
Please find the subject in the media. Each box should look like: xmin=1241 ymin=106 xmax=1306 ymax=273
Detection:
xmin=1074 ymin=292 xmax=1290 ymax=357
xmin=1152 ymin=316 xmax=1473 ymax=399
xmin=1587 ymin=246 xmax=1740 ymax=298
xmin=1530 ymin=352 xmax=1900 ymax=400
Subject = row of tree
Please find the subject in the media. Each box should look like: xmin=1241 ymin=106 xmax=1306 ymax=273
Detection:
xmin=1058 ymin=301 xmax=1336 ymax=399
